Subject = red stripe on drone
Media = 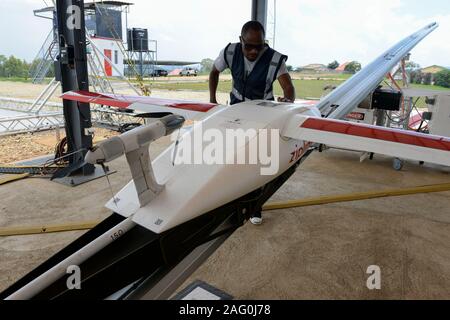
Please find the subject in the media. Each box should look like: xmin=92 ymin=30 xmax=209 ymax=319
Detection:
xmin=301 ymin=118 xmax=450 ymax=151
xmin=62 ymin=91 xmax=131 ymax=108
xmin=61 ymin=91 xmax=217 ymax=112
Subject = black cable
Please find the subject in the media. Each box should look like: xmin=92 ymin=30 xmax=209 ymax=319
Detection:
xmin=384 ymin=97 xmax=420 ymax=124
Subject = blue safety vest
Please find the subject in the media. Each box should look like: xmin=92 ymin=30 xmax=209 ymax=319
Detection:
xmin=224 ymin=42 xmax=287 ymax=105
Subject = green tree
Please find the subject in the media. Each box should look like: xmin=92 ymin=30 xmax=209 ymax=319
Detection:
xmin=344 ymin=61 xmax=362 ymax=74
xmin=0 ymin=55 xmax=7 ymax=77
xmin=327 ymin=60 xmax=339 ymax=70
xmin=200 ymin=58 xmax=214 ymax=73
xmin=286 ymin=65 xmax=293 ymax=72
xmin=2 ymin=55 xmax=28 ymax=78
xmin=423 ymin=73 xmax=432 ymax=85
xmin=409 ymin=70 xmax=423 ymax=84
xmin=434 ymin=70 xmax=450 ymax=88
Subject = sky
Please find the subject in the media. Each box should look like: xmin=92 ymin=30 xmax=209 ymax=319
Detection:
xmin=0 ymin=0 xmax=449 ymax=69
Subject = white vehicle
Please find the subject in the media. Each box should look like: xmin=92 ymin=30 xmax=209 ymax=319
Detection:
xmin=3 ymin=22 xmax=448 ymax=300
xmin=179 ymin=67 xmax=198 ymax=76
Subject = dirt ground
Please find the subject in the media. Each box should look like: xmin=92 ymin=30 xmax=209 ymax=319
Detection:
xmin=0 ymin=143 xmax=449 ymax=299
xmin=177 ymin=153 xmax=450 ymax=300
xmin=0 ymin=81 xmax=61 ymax=102
xmin=0 ymin=78 xmax=230 ymax=102
xmin=0 ymin=128 xmax=119 ymax=164
xmin=0 ymin=79 xmax=231 ymax=102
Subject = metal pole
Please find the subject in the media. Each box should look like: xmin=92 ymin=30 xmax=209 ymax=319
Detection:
xmin=27 ymin=78 xmax=57 ymax=113
xmin=139 ymin=51 xmax=143 ymax=78
xmin=55 ymin=0 xmax=94 ymax=175
xmin=401 ymin=57 xmax=412 ymax=130
xmin=33 ymin=81 xmax=61 ymax=114
xmin=251 ymin=0 xmax=268 ymax=32
xmin=273 ymin=0 xmax=276 ymax=48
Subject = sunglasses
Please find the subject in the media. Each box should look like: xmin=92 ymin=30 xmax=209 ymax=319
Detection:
xmin=240 ymin=37 xmax=265 ymax=51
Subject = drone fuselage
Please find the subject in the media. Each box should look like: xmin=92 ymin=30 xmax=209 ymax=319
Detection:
xmin=107 ymin=100 xmax=321 ymax=233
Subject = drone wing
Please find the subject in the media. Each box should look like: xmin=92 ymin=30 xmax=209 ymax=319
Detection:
xmin=282 ymin=114 xmax=450 ymax=167
xmin=316 ymin=22 xmax=438 ymax=120
xmin=61 ymin=90 xmax=221 ymax=120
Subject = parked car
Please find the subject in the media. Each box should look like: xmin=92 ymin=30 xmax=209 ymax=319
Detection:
xmin=179 ymin=67 xmax=198 ymax=76
xmin=149 ymin=69 xmax=168 ymax=77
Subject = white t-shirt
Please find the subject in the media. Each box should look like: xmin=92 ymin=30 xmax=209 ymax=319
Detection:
xmin=213 ymin=46 xmax=288 ymax=79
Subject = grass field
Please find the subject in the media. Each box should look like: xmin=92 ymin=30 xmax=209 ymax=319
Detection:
xmin=146 ymin=78 xmax=347 ymax=99
xmin=0 ymin=77 xmax=33 ymax=83
xmin=292 ymin=72 xmax=353 ymax=80
xmin=1 ymin=74 xmax=448 ymax=101
xmin=410 ymin=83 xmax=450 ymax=91
xmin=146 ymin=78 xmax=449 ymax=100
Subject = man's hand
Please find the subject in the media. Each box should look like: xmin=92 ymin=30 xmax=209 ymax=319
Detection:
xmin=209 ymin=66 xmax=221 ymax=104
xmin=277 ymin=73 xmax=296 ymax=103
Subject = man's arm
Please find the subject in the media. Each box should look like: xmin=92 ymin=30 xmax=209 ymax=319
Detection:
xmin=209 ymin=66 xmax=221 ymax=104
xmin=277 ymin=73 xmax=296 ymax=102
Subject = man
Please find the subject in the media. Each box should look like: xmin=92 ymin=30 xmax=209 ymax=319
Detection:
xmin=209 ymin=21 xmax=295 ymax=105
xmin=209 ymin=21 xmax=296 ymax=225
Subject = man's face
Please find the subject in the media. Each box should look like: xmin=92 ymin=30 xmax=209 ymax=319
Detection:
xmin=240 ymin=29 xmax=265 ymax=62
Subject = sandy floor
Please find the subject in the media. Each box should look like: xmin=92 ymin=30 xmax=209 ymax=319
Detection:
xmin=0 ymin=128 xmax=119 ymax=164
xmin=177 ymin=151 xmax=450 ymax=299
xmin=0 ymin=144 xmax=449 ymax=299
xmin=0 ymin=79 xmax=230 ymax=103
xmin=0 ymin=136 xmax=172 ymax=293
xmin=0 ymin=81 xmax=63 ymax=102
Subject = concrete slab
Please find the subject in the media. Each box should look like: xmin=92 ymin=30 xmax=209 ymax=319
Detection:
xmin=0 ymin=140 xmax=449 ymax=299
xmin=0 ymin=136 xmax=171 ymax=291
xmin=177 ymin=150 xmax=450 ymax=299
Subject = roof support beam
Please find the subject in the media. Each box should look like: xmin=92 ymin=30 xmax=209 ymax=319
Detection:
xmin=251 ymin=0 xmax=268 ymax=31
